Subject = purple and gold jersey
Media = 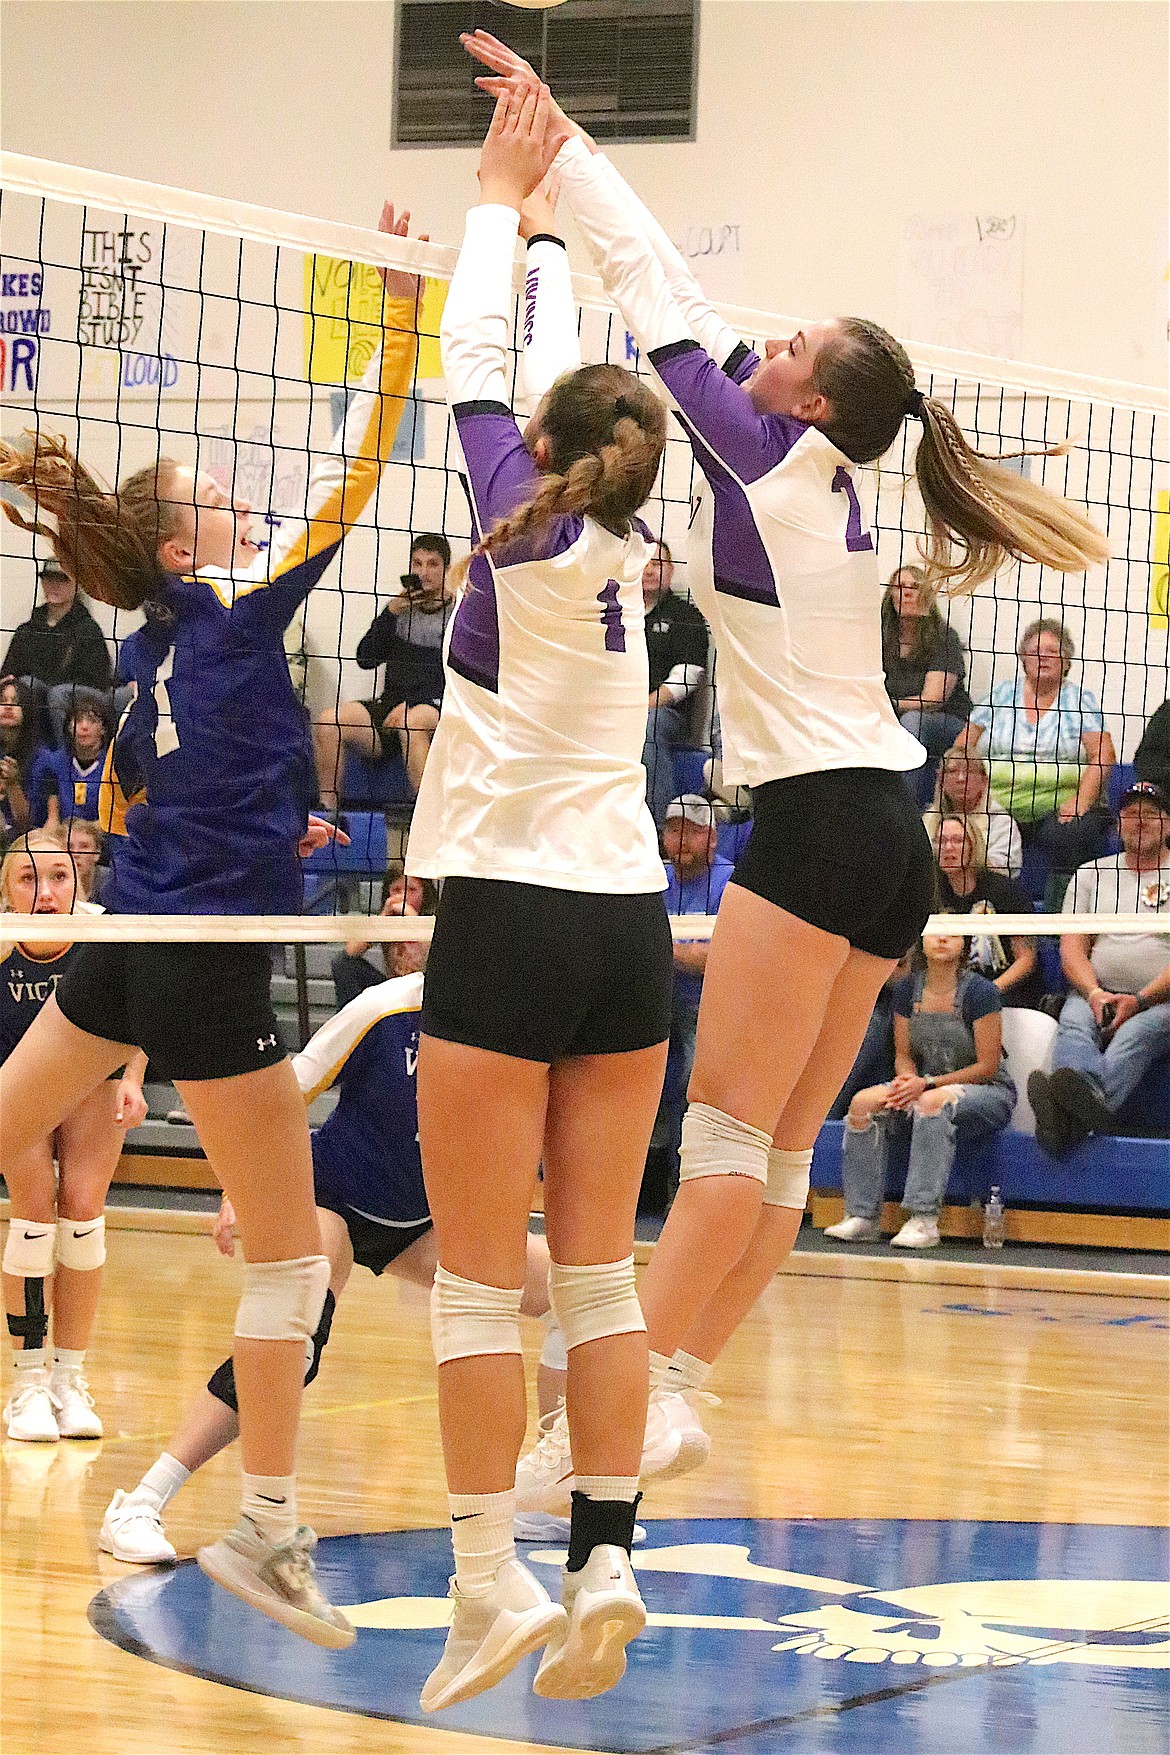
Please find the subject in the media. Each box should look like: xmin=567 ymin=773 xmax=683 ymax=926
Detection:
xmin=101 ymin=305 xmax=418 ymax=915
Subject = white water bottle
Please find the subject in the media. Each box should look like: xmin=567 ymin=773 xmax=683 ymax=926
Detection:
xmin=983 ymin=1186 xmax=1005 ymax=1249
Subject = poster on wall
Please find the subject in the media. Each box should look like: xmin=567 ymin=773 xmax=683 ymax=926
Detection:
xmin=1152 ymin=489 xmax=1169 ymax=632
xmin=897 ymin=213 xmax=1024 ymax=359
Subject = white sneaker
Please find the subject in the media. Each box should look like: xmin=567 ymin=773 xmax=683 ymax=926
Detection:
xmin=513 ymin=1511 xmax=648 ymax=1546
xmin=420 ymin=1557 xmax=567 ymax=1713
xmin=640 ymin=1388 xmax=711 ymax=1486
xmin=100 ymin=1488 xmax=177 ymax=1564
xmin=824 ymin=1214 xmax=882 ymax=1241
xmin=198 ymin=1516 xmax=355 ymax=1649
xmin=533 ymin=1544 xmax=647 ymax=1700
xmin=515 ymin=1406 xmax=574 ymax=1519
xmin=51 ymin=1368 xmax=103 ymax=1438
xmin=890 ymin=1216 xmax=941 ymax=1249
xmin=4 ymin=1368 xmax=61 ymax=1442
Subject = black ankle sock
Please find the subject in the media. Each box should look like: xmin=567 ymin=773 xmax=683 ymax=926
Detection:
xmin=566 ymin=1489 xmax=643 ymax=1573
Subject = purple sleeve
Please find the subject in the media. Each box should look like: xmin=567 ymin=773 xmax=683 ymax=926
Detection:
xmin=648 ymin=340 xmax=805 ymax=486
xmin=453 ymin=402 xmax=582 ymax=565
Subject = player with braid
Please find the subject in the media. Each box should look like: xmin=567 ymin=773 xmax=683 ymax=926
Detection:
xmin=0 ymin=202 xmax=422 ymax=1647
xmin=463 ymin=30 xmax=1110 ymax=1494
xmin=404 ymin=87 xmax=672 ymax=1710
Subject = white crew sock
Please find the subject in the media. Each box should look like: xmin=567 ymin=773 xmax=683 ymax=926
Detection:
xmin=449 ymin=1488 xmax=516 ymax=1596
xmin=648 ymin=1349 xmax=674 ymax=1393
xmin=668 ymin=1350 xmax=713 ymax=1392
xmin=133 ymin=1451 xmax=191 ymax=1511
xmin=241 ymin=1472 xmax=298 ymax=1545
xmin=14 ymin=1349 xmax=47 ymax=1372
xmin=52 ymin=1348 xmax=86 ymax=1375
xmin=574 ymin=1475 xmax=640 ymax=1503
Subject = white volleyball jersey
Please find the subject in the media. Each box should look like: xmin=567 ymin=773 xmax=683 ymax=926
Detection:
xmin=556 ymin=139 xmax=925 ymax=790
xmin=406 ymin=204 xmax=665 ymax=894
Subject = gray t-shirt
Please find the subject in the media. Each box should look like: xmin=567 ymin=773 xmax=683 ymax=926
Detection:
xmin=1063 ymin=853 xmax=1170 ymax=992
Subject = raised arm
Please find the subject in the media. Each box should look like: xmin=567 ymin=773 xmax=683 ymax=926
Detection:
xmin=518 ymin=179 xmax=582 ymax=409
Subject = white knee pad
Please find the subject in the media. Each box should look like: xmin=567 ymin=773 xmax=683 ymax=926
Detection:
xmin=234 ymin=1254 xmax=330 ymax=1343
xmin=3 ymin=1222 xmax=57 ymax=1278
xmin=547 ymin=1255 xmax=645 ymax=1351
xmin=430 ymin=1265 xmax=522 ymax=1366
xmin=679 ymin=1102 xmax=772 ymax=1187
xmin=55 ymin=1216 xmax=107 ymax=1270
xmin=539 ymin=1315 xmax=568 ymax=1371
xmin=762 ymin=1147 xmax=813 ymax=1210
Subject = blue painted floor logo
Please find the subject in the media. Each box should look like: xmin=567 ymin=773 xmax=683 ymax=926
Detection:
xmin=91 ymin=1517 xmax=1168 ymax=1753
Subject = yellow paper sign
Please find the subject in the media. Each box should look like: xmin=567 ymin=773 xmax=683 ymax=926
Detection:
xmin=303 ymin=256 xmax=446 ymax=384
xmin=1153 ymin=488 xmax=1169 ymax=630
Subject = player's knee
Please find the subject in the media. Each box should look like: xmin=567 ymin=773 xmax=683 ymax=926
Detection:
xmin=234 ymin=1254 xmax=330 ymax=1344
xmin=547 ymin=1255 xmax=644 ymax=1352
xmin=679 ymin=1102 xmax=772 ymax=1189
xmin=54 ymin=1215 xmax=107 ymax=1270
xmin=3 ymin=1222 xmax=57 ymax=1281
xmin=430 ymin=1265 xmax=522 ymax=1366
xmin=210 ymin=1285 xmax=338 ymax=1410
xmin=762 ymin=1146 xmax=813 ymax=1210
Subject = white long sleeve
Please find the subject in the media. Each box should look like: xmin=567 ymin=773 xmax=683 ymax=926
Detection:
xmin=440 ymin=203 xmax=521 ymax=407
xmin=520 ymin=235 xmax=582 ymax=411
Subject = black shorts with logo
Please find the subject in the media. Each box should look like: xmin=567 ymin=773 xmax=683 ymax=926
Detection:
xmin=54 ymin=941 xmax=287 ymax=1082
xmin=421 ymin=877 xmax=673 ymax=1063
xmin=732 ymin=768 xmax=936 ymax=960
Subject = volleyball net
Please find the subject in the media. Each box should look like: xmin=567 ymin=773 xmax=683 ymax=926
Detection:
xmin=0 ymin=153 xmax=1167 ymax=950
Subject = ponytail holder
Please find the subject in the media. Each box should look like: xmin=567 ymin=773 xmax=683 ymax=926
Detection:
xmin=613 ymin=395 xmax=639 ymax=426
xmin=906 ymin=388 xmax=927 ymax=420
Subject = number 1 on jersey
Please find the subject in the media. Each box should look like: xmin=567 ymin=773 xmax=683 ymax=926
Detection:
xmin=832 ymin=467 xmax=875 ymax=554
xmin=597 ymin=579 xmax=627 ymax=653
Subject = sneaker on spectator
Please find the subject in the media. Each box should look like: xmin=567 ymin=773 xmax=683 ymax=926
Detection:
xmin=533 ymin=1543 xmax=647 ymax=1700
xmin=166 ymin=1104 xmax=194 ymax=1126
xmin=51 ymin=1367 xmax=103 ymax=1438
xmin=420 ymin=1558 xmax=566 ymax=1712
xmin=100 ymin=1488 xmax=177 ymax=1564
xmin=1048 ymin=1067 xmax=1111 ymax=1136
xmin=198 ymin=1516 xmax=355 ymax=1648
xmin=890 ymin=1216 xmax=940 ymax=1249
xmin=824 ymin=1214 xmax=882 ymax=1242
xmin=515 ymin=1406 xmax=574 ymax=1520
xmin=4 ymin=1368 xmax=61 ymax=1442
xmin=1027 ymin=1072 xmax=1089 ymax=1156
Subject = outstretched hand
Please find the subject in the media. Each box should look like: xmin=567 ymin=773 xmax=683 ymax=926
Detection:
xmin=462 ymin=30 xmax=591 ymax=157
xmin=478 ymin=82 xmax=556 ymax=212
xmin=376 ymin=201 xmax=429 ymax=303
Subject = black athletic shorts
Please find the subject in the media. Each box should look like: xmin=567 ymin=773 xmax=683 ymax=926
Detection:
xmin=315 ymin=1196 xmax=433 ymax=1277
xmin=421 ymin=877 xmax=674 ymax=1062
xmin=732 ymin=768 xmax=936 ymax=960
xmin=54 ymin=941 xmax=287 ymax=1082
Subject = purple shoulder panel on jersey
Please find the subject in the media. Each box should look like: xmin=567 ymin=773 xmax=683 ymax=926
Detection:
xmin=722 ymin=340 xmax=760 ymax=386
xmin=648 ymin=339 xmax=805 ymax=486
xmin=453 ymin=400 xmax=584 ymax=567
xmin=448 ymin=552 xmax=501 ymax=694
xmin=678 ymin=416 xmax=778 ymax=606
xmin=632 ymin=515 xmax=656 ymax=544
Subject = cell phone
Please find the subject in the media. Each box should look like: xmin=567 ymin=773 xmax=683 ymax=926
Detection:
xmin=1097 ymin=999 xmax=1117 ymax=1047
xmin=400 ymin=572 xmax=424 ymax=595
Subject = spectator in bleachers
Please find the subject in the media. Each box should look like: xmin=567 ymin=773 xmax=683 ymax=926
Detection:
xmin=881 ymin=565 xmax=971 ymax=799
xmin=332 ymin=866 xmax=439 ymax=1007
xmin=826 ymin=927 xmax=1016 ymax=1249
xmin=827 ymin=949 xmax=914 ymax=1121
xmin=0 ymin=676 xmax=46 ymax=839
xmin=932 ymin=813 xmax=1042 ymax=1008
xmin=1134 ymin=698 xmax=1170 ymax=794
xmin=956 ymin=617 xmax=1115 ymax=901
xmin=313 ymin=534 xmax=454 ymax=814
xmin=29 ymin=695 xmax=111 ymax=831
xmin=1028 ymin=779 xmax=1170 ymax=1154
xmin=924 ymin=747 xmax=1022 ymax=877
xmin=1 ymin=559 xmax=115 ymax=747
xmin=642 ymin=540 xmax=710 ymax=825
xmin=65 ymin=819 xmax=110 ymax=906
xmin=649 ymin=794 xmax=734 ymax=1198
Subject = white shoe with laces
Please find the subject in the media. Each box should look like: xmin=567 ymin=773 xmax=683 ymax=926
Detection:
xmin=639 ymin=1387 xmax=712 ymax=1485
xmin=533 ymin=1543 xmax=647 ymax=1700
xmin=198 ymin=1516 xmax=355 ymax=1649
xmin=824 ymin=1214 xmax=882 ymax=1242
xmin=420 ymin=1557 xmax=567 ymax=1712
xmin=100 ymin=1489 xmax=177 ymax=1564
xmin=51 ymin=1368 xmax=103 ymax=1438
xmin=890 ymin=1215 xmax=941 ymax=1249
xmin=514 ymin=1405 xmax=574 ymax=1519
xmin=4 ymin=1368 xmax=61 ymax=1442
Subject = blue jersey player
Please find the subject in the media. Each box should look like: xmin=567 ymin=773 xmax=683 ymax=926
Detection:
xmin=0 ymin=201 xmax=423 ymax=1648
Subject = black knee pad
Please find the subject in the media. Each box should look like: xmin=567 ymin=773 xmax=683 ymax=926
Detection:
xmin=207 ymin=1287 xmax=336 ymax=1411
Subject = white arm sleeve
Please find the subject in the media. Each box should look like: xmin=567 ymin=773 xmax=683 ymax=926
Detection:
xmin=520 ymin=236 xmax=582 ymax=411
xmin=657 ymin=661 xmax=706 ymax=705
xmin=440 ymin=203 xmax=521 ymax=407
xmin=290 ymin=974 xmax=422 ymax=1101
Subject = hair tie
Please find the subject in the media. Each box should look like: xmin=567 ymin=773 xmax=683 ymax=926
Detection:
xmin=906 ymin=388 xmax=926 ymax=420
xmin=613 ymin=395 xmax=639 ymax=426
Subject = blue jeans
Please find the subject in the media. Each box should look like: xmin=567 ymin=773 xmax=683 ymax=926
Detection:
xmin=1052 ymin=993 xmax=1170 ymax=1112
xmin=652 ymin=992 xmax=699 ymax=1193
xmin=843 ymin=1082 xmax=1016 ymax=1220
xmin=643 ymin=702 xmax=685 ymax=826
xmin=899 ymin=708 xmax=968 ymax=806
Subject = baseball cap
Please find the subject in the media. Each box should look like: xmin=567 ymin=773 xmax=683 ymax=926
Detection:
xmin=665 ymin=793 xmax=715 ymax=827
xmin=1118 ymin=778 xmax=1170 ymax=814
